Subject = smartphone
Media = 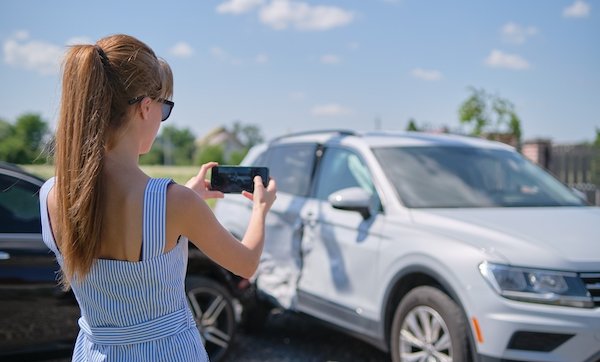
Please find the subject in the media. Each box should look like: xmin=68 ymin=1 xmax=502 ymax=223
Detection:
xmin=210 ymin=166 xmax=269 ymax=193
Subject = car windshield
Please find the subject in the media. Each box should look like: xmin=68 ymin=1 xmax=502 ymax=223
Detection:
xmin=373 ymin=146 xmax=585 ymax=208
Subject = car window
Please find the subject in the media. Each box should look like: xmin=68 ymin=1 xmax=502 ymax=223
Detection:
xmin=261 ymin=144 xmax=316 ymax=196
xmin=314 ymin=147 xmax=377 ymax=202
xmin=373 ymin=146 xmax=585 ymax=208
xmin=0 ymin=174 xmax=42 ymax=233
xmin=251 ymin=150 xmax=268 ymax=168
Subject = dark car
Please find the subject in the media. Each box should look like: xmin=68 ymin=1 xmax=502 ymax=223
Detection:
xmin=0 ymin=162 xmax=248 ymax=361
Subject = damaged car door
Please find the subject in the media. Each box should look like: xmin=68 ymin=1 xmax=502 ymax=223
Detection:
xmin=297 ymin=146 xmax=385 ymax=337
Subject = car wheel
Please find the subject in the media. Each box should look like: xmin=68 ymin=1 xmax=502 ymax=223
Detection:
xmin=186 ymin=276 xmax=236 ymax=362
xmin=391 ymin=286 xmax=470 ymax=362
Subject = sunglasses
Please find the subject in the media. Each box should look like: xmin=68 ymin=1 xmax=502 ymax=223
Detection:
xmin=128 ymin=96 xmax=174 ymax=122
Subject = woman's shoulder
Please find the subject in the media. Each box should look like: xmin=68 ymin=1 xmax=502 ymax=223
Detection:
xmin=165 ymin=183 xmax=212 ymax=229
xmin=166 ymin=183 xmax=209 ymax=211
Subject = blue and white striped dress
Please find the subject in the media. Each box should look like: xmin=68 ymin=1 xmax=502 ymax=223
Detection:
xmin=39 ymin=177 xmax=209 ymax=361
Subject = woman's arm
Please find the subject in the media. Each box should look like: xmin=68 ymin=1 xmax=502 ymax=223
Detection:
xmin=169 ymin=163 xmax=276 ymax=278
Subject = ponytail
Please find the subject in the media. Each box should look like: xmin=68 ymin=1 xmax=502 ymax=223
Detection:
xmin=55 ymin=44 xmax=112 ymax=288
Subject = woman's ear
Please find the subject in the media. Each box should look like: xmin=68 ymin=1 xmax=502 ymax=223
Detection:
xmin=138 ymin=97 xmax=153 ymax=120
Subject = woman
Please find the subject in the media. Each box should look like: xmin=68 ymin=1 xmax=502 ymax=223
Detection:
xmin=39 ymin=33 xmax=276 ymax=361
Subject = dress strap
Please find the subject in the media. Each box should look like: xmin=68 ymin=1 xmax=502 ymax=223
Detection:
xmin=39 ymin=177 xmax=61 ymax=256
xmin=142 ymin=178 xmax=173 ymax=260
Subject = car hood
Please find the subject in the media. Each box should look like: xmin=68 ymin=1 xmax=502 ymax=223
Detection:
xmin=408 ymin=207 xmax=600 ymax=271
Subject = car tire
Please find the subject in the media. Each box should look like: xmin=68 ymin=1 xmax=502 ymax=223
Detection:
xmin=186 ymin=276 xmax=236 ymax=362
xmin=390 ymin=286 xmax=470 ymax=362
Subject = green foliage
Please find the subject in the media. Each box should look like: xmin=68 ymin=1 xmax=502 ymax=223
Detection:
xmin=0 ymin=113 xmax=49 ymax=164
xmin=406 ymin=118 xmax=419 ymax=132
xmin=195 ymin=144 xmax=225 ymax=165
xmin=139 ymin=139 xmax=164 ymax=165
xmin=141 ymin=125 xmax=197 ymax=165
xmin=591 ymin=129 xmax=600 ymax=186
xmin=458 ymin=88 xmax=488 ymax=136
xmin=231 ymin=121 xmax=264 ymax=147
xmin=0 ymin=118 xmax=12 ymax=139
xmin=227 ymin=148 xmax=249 ymax=165
xmin=458 ymin=87 xmax=522 ymax=144
xmin=161 ymin=125 xmax=196 ymax=165
xmin=1 ymin=112 xmax=265 ymax=167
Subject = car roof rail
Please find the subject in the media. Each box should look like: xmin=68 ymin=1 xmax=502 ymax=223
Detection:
xmin=269 ymin=129 xmax=357 ymax=143
xmin=0 ymin=161 xmax=25 ymax=173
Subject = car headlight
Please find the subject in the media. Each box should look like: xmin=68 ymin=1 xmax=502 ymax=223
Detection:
xmin=479 ymin=262 xmax=593 ymax=308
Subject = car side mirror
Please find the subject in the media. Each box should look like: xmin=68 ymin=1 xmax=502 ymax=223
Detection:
xmin=328 ymin=187 xmax=374 ymax=219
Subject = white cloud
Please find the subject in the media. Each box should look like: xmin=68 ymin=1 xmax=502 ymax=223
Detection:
xmin=320 ymin=54 xmax=340 ymax=64
xmin=563 ymin=0 xmax=591 ymax=18
xmin=3 ymin=32 xmax=64 ymax=75
xmin=255 ymin=53 xmax=269 ymax=63
xmin=311 ymin=103 xmax=352 ymax=116
xmin=210 ymin=47 xmax=226 ymax=59
xmin=209 ymin=46 xmax=242 ymax=65
xmin=13 ymin=30 xmax=29 ymax=41
xmin=411 ymin=68 xmax=443 ymax=81
xmin=170 ymin=41 xmax=194 ymax=58
xmin=216 ymin=0 xmax=264 ymax=14
xmin=484 ymin=49 xmax=530 ymax=70
xmin=259 ymin=0 xmax=354 ymax=31
xmin=501 ymin=22 xmax=538 ymax=44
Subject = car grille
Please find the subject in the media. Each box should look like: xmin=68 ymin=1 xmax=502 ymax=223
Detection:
xmin=580 ymin=272 xmax=600 ymax=307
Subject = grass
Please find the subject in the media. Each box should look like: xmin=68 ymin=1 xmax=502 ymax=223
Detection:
xmin=20 ymin=164 xmax=216 ymax=207
xmin=21 ymin=164 xmax=201 ymax=185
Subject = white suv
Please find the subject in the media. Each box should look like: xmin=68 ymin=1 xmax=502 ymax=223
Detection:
xmin=214 ymin=130 xmax=600 ymax=362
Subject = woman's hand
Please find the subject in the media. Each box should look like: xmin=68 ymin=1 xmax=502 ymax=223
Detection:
xmin=185 ymin=162 xmax=225 ymax=200
xmin=242 ymin=176 xmax=277 ymax=215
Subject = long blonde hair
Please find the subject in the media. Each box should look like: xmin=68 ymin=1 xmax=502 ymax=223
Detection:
xmin=54 ymin=34 xmax=173 ymax=288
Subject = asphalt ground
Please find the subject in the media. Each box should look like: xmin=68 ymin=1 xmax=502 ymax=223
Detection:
xmin=223 ymin=309 xmax=390 ymax=362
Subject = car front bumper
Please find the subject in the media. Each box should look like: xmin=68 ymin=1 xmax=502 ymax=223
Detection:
xmin=472 ymin=295 xmax=600 ymax=362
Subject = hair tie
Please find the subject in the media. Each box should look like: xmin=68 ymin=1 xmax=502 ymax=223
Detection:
xmin=94 ymin=45 xmax=111 ymax=68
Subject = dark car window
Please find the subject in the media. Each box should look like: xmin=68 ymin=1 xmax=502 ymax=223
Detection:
xmin=259 ymin=144 xmax=317 ymax=196
xmin=314 ymin=147 xmax=378 ymax=202
xmin=0 ymin=174 xmax=41 ymax=233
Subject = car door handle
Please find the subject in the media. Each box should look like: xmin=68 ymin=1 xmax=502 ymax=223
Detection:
xmin=0 ymin=251 xmax=10 ymax=260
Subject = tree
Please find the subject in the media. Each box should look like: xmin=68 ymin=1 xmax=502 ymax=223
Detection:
xmin=139 ymin=136 xmax=164 ymax=165
xmin=161 ymin=126 xmax=196 ymax=165
xmin=231 ymin=121 xmax=264 ymax=148
xmin=0 ymin=113 xmax=49 ymax=164
xmin=140 ymin=125 xmax=197 ymax=165
xmin=406 ymin=118 xmax=419 ymax=132
xmin=227 ymin=148 xmax=249 ymax=165
xmin=458 ymin=87 xmax=522 ymax=147
xmin=591 ymin=129 xmax=600 ymax=186
xmin=195 ymin=144 xmax=225 ymax=165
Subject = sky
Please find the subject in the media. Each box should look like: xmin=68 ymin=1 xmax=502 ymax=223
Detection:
xmin=0 ymin=0 xmax=598 ymax=144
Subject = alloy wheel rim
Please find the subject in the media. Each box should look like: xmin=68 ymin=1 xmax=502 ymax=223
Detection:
xmin=399 ymin=305 xmax=452 ymax=362
xmin=187 ymin=287 xmax=234 ymax=359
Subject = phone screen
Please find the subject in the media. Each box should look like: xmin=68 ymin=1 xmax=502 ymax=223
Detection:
xmin=210 ymin=166 xmax=269 ymax=193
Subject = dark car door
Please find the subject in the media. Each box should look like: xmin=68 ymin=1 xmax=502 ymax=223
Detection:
xmin=0 ymin=169 xmax=79 ymax=359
